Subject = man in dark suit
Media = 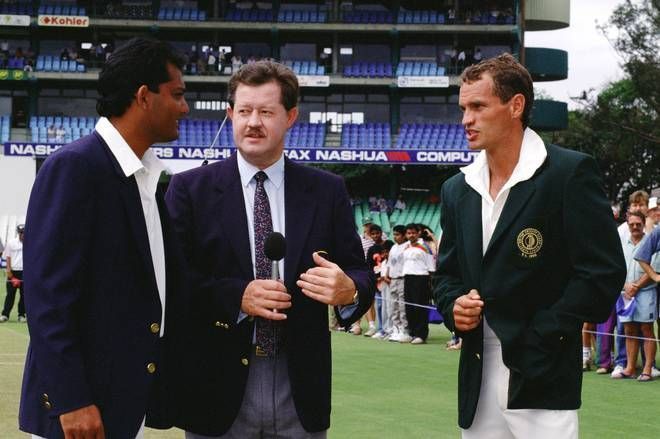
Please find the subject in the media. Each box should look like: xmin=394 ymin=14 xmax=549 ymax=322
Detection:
xmin=165 ymin=60 xmax=374 ymax=438
xmin=434 ymin=54 xmax=626 ymax=438
xmin=19 ymin=38 xmax=189 ymax=438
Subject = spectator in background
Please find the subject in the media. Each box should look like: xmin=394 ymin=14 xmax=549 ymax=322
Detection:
xmin=633 ymin=222 xmax=660 ymax=378
xmin=384 ymin=225 xmax=409 ymax=342
xmin=612 ymin=211 xmax=659 ymax=381
xmin=402 ymin=223 xmax=434 ymax=344
xmin=394 ymin=194 xmax=406 ymax=211
xmin=619 ymin=190 xmax=648 ymax=243
xmin=473 ymin=48 xmax=483 ymax=63
xmin=1 ymin=224 xmax=26 ymax=323
xmin=645 ymin=196 xmax=659 ymax=232
xmin=359 ymin=224 xmax=385 ymax=337
xmin=374 ymin=240 xmax=394 ymax=340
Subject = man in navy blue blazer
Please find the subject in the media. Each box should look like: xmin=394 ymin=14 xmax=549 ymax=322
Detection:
xmin=20 ymin=38 xmax=189 ymax=438
xmin=165 ymin=61 xmax=375 ymax=437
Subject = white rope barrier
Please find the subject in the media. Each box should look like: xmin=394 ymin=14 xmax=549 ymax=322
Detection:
xmin=365 ymin=296 xmax=660 ymax=343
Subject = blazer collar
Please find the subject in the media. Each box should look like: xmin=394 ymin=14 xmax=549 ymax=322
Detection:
xmin=93 ymin=132 xmax=159 ymax=293
xmin=213 ymin=153 xmax=254 ymax=279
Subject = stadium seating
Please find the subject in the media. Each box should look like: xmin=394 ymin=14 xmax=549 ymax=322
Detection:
xmin=0 ymin=0 xmax=33 ymax=15
xmin=342 ymin=10 xmax=394 ymax=24
xmin=285 ymin=123 xmax=325 ymax=148
xmin=103 ymin=3 xmax=153 ymax=19
xmin=395 ymin=123 xmax=467 ymax=149
xmin=277 ymin=9 xmax=328 ymax=23
xmin=395 ymin=61 xmax=446 ymax=76
xmin=283 ymin=60 xmax=325 ymax=76
xmin=158 ymin=7 xmax=207 ymax=21
xmin=224 ymin=7 xmax=272 ymax=22
xmin=29 ymin=115 xmax=97 ymax=143
xmin=1 ymin=115 xmax=11 ymax=143
xmin=161 ymin=120 xmax=325 ymax=148
xmin=397 ymin=10 xmax=446 ymax=25
xmin=6 ymin=57 xmax=26 ymax=69
xmin=35 ymin=55 xmax=86 ymax=73
xmin=343 ymin=62 xmax=392 ymax=78
xmin=341 ymin=123 xmax=391 ymax=149
xmin=38 ymin=4 xmax=87 ymax=16
xmin=353 ymin=195 xmax=441 ymax=237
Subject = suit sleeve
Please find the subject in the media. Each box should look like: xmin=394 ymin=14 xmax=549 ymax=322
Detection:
xmin=331 ymin=177 xmax=376 ymax=328
xmin=23 ymin=150 xmax=95 ymax=417
xmin=516 ymin=155 xmax=626 ymax=379
xmin=433 ymin=182 xmax=468 ymax=335
xmin=165 ymin=173 xmax=248 ymax=326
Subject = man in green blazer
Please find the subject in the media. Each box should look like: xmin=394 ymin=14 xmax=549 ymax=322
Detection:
xmin=434 ymin=54 xmax=626 ymax=438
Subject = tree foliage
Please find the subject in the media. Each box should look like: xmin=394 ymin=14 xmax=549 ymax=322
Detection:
xmin=544 ymin=0 xmax=659 ymax=202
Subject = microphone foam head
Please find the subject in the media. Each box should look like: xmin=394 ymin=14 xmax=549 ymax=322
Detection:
xmin=264 ymin=232 xmax=286 ymax=261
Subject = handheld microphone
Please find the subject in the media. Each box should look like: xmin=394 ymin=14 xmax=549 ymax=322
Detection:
xmin=201 ymin=112 xmax=230 ymax=166
xmin=264 ymin=232 xmax=286 ymax=281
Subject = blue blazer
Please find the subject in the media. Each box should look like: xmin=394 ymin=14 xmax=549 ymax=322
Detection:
xmin=164 ymin=153 xmax=375 ymax=436
xmin=19 ymin=133 xmax=184 ymax=438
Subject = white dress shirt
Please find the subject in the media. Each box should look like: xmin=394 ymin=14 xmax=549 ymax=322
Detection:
xmin=236 ymin=151 xmax=286 ymax=279
xmin=460 ymin=127 xmax=547 ymax=343
xmin=96 ymin=117 xmax=167 ymax=337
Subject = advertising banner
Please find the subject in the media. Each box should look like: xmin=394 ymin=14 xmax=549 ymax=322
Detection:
xmin=38 ymin=15 xmax=89 ymax=27
xmin=4 ymin=143 xmax=476 ymax=166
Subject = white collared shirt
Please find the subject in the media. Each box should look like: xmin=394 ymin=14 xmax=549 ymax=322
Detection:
xmin=460 ymin=127 xmax=547 ymax=342
xmin=95 ymin=117 xmax=167 ymax=337
xmin=402 ymin=239 xmax=435 ymax=275
xmin=236 ymin=151 xmax=286 ymax=279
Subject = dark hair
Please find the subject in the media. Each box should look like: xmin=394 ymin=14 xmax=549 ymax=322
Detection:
xmin=628 ymin=211 xmax=646 ymax=224
xmin=97 ymin=37 xmax=185 ymax=118
xmin=461 ymin=53 xmax=534 ymax=127
xmin=228 ymin=60 xmax=299 ymax=111
xmin=369 ymin=224 xmax=382 ymax=233
xmin=392 ymin=225 xmax=406 ymax=234
xmin=382 ymin=240 xmax=394 ymax=251
xmin=405 ymin=223 xmax=420 ymax=232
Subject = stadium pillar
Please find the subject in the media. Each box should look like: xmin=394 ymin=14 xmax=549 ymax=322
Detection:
xmin=389 ymin=88 xmax=400 ymax=134
xmin=271 ymin=29 xmax=280 ymax=60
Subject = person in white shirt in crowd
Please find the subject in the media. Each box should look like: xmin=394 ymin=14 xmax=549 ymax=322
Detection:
xmin=382 ymin=225 xmax=409 ymax=342
xmin=402 ymin=223 xmax=435 ymax=344
xmin=611 ymin=211 xmax=660 ymax=381
xmin=1 ymin=224 xmax=26 ymax=323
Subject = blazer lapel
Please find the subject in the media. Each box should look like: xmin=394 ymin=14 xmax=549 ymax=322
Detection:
xmin=96 ymin=132 xmax=158 ymax=288
xmin=484 ymin=179 xmax=536 ymax=258
xmin=284 ymin=159 xmax=316 ymax=286
xmin=214 ymin=155 xmax=254 ymax=279
xmin=458 ymin=187 xmax=483 ymax=286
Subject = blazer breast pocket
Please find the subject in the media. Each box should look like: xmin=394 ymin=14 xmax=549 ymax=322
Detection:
xmin=508 ymin=217 xmax=548 ymax=269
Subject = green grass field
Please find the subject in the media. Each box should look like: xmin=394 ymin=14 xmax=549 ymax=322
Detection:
xmin=1 ymin=275 xmax=658 ymax=438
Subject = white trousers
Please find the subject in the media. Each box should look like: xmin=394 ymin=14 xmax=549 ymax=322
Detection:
xmin=462 ymin=341 xmax=578 ymax=439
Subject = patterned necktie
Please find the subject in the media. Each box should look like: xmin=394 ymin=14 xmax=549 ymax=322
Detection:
xmin=253 ymin=171 xmax=283 ymax=356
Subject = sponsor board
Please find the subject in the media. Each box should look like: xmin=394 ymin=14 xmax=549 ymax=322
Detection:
xmin=38 ymin=15 xmax=89 ymax=27
xmin=0 ymin=69 xmax=28 ymax=80
xmin=397 ymin=76 xmax=450 ymax=88
xmin=296 ymin=75 xmax=330 ymax=87
xmin=0 ymin=14 xmax=30 ymax=26
xmin=4 ymin=142 xmax=477 ymax=165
